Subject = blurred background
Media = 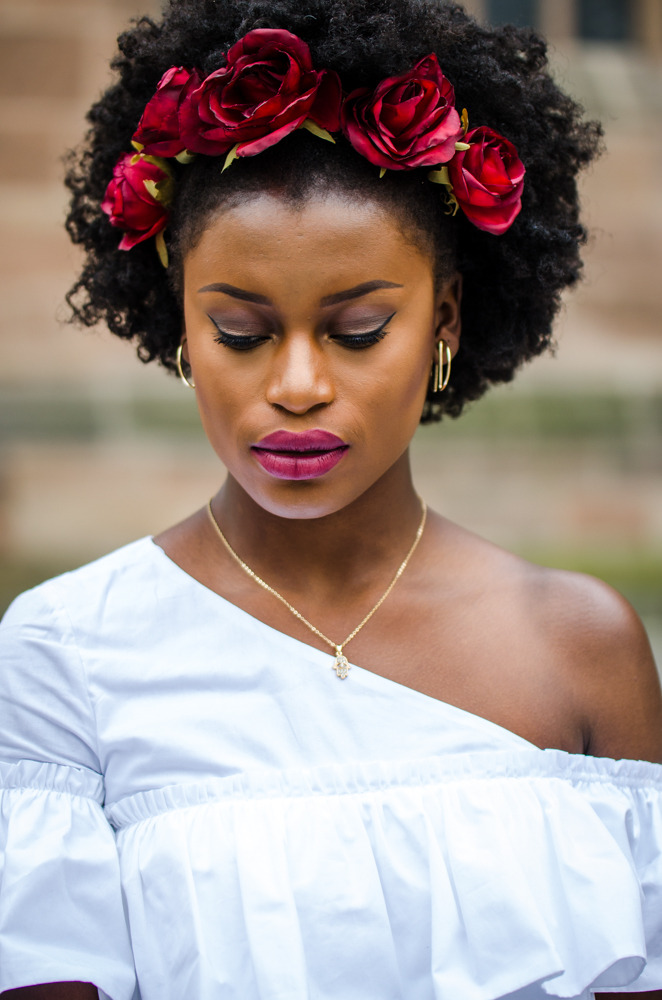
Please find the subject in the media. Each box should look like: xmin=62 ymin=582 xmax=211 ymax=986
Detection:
xmin=0 ymin=0 xmax=660 ymax=667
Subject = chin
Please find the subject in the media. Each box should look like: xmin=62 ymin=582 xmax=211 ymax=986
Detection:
xmin=252 ymin=483 xmax=357 ymax=521
xmin=227 ymin=467 xmax=371 ymax=522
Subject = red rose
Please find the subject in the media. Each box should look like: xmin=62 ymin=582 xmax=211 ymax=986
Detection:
xmin=341 ymin=55 xmax=463 ymax=170
xmin=178 ymin=28 xmax=342 ymax=157
xmin=446 ymin=126 xmax=525 ymax=235
xmin=101 ymin=152 xmax=173 ymax=250
xmin=133 ymin=66 xmax=203 ymax=158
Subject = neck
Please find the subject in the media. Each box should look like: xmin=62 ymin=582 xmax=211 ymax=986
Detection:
xmin=211 ymin=452 xmax=424 ymax=599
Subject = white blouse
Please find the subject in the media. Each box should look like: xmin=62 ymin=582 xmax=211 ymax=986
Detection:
xmin=0 ymin=537 xmax=661 ymax=1000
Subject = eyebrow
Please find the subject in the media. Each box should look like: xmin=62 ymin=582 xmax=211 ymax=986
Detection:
xmin=197 ymin=279 xmax=403 ymax=307
xmin=320 ymin=280 xmax=403 ymax=307
xmin=197 ymin=282 xmax=271 ymax=305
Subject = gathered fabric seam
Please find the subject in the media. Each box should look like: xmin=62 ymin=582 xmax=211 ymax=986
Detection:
xmin=105 ymin=771 xmax=661 ymax=830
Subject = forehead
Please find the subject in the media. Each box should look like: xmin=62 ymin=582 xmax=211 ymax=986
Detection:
xmin=182 ymin=192 xmax=434 ymax=294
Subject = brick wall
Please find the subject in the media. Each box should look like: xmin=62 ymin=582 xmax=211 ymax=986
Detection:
xmin=465 ymin=0 xmax=662 ymax=52
xmin=0 ymin=0 xmax=158 ymax=383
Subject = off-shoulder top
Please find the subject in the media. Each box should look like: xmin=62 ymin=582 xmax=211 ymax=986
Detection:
xmin=1 ymin=538 xmax=661 ymax=1000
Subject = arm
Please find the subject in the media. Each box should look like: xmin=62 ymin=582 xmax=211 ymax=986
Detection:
xmin=541 ymin=570 xmax=662 ymax=763
xmin=1 ymin=986 xmax=98 ymax=999
xmin=576 ymin=579 xmax=662 ymax=763
xmin=536 ymin=576 xmax=662 ymax=1000
xmin=566 ymin=585 xmax=662 ymax=997
xmin=0 ymin=587 xmax=136 ymax=998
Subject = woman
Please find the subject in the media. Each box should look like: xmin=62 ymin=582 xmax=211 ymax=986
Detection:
xmin=1 ymin=0 xmax=661 ymax=997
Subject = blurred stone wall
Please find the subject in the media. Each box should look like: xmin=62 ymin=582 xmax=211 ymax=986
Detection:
xmin=464 ymin=0 xmax=662 ymax=53
xmin=0 ymin=0 xmax=661 ymax=657
xmin=1 ymin=0 xmax=157 ymax=386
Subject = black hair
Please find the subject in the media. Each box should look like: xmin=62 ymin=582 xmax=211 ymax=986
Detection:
xmin=64 ymin=0 xmax=602 ymax=421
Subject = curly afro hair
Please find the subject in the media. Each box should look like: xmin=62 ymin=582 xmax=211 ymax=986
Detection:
xmin=65 ymin=0 xmax=602 ymax=421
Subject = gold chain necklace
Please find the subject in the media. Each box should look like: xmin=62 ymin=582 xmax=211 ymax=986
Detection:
xmin=206 ymin=497 xmax=427 ymax=679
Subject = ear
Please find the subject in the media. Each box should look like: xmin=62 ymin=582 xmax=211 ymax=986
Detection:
xmin=433 ymin=272 xmax=462 ymax=359
xmin=180 ymin=335 xmax=190 ymax=365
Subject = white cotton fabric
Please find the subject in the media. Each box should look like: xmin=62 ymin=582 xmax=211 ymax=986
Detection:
xmin=1 ymin=537 xmax=661 ymax=1000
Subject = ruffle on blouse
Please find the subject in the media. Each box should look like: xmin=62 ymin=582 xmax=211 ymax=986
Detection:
xmin=2 ymin=752 xmax=662 ymax=1000
xmin=0 ymin=759 xmax=137 ymax=1000
xmin=101 ymin=749 xmax=662 ymax=1000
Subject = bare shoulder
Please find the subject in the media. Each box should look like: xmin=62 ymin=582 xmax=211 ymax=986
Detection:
xmin=521 ymin=560 xmax=662 ymax=762
xmin=427 ymin=518 xmax=662 ymax=760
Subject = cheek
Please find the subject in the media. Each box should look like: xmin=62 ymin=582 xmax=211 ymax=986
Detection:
xmin=188 ymin=359 xmax=249 ymax=458
xmin=350 ymin=340 xmax=433 ymax=458
xmin=375 ymin=326 xmax=435 ymax=411
xmin=195 ymin=379 xmax=248 ymax=445
xmin=400 ymin=347 xmax=433 ymax=404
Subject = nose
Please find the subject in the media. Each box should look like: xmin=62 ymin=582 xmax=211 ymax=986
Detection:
xmin=265 ymin=333 xmax=334 ymax=414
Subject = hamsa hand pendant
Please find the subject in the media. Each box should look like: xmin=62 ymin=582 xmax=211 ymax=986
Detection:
xmin=332 ymin=652 xmax=351 ymax=679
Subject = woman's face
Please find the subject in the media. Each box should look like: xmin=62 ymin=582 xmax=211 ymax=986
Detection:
xmin=182 ymin=192 xmax=461 ymax=519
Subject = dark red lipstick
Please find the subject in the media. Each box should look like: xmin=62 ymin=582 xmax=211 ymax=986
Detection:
xmin=252 ymin=430 xmax=349 ymax=480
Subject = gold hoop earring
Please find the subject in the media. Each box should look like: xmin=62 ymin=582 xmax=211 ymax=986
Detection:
xmin=176 ymin=342 xmax=195 ymax=389
xmin=432 ymin=339 xmax=452 ymax=393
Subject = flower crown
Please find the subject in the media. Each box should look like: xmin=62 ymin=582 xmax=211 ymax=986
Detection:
xmin=102 ymin=29 xmax=525 ymax=267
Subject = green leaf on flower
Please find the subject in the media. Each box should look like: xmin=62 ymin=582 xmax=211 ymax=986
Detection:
xmin=222 ymin=144 xmax=241 ymax=173
xmin=443 ymin=189 xmax=459 ymax=217
xmin=379 ymin=168 xmax=387 ymax=179
xmin=144 ymin=180 xmax=160 ymax=201
xmin=143 ymin=175 xmax=175 ymax=206
xmin=131 ymin=140 xmax=144 ymax=153
xmin=461 ymin=108 xmax=469 ymax=134
xmin=175 ymin=149 xmax=196 ymax=164
xmin=455 ymin=141 xmax=471 ymax=151
xmin=427 ymin=166 xmax=451 ymax=187
xmin=300 ymin=120 xmax=336 ymax=143
xmin=428 ymin=167 xmax=459 ymax=214
xmin=155 ymin=231 xmax=169 ymax=268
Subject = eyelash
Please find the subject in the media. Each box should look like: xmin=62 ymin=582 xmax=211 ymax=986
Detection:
xmin=210 ymin=313 xmax=395 ymax=352
xmin=211 ymin=328 xmax=269 ymax=351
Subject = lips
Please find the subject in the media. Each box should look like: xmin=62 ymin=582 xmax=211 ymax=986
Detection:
xmin=251 ymin=429 xmax=349 ymax=480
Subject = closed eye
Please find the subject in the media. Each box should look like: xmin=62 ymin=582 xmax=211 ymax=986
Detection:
xmin=209 ymin=312 xmax=396 ymax=352
xmin=209 ymin=316 xmax=270 ymax=351
xmin=330 ymin=312 xmax=396 ymax=350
